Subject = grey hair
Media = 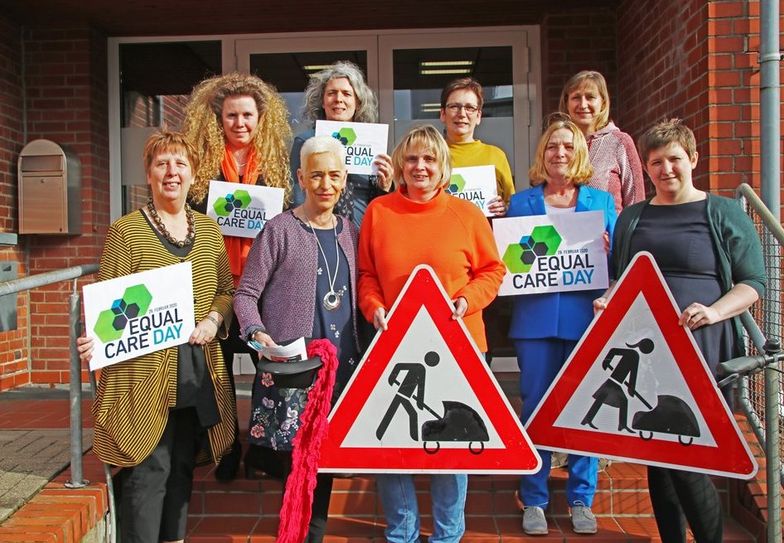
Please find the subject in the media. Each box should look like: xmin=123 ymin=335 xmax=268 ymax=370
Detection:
xmin=301 ymin=60 xmax=379 ymax=123
xmin=299 ymin=135 xmax=346 ymax=168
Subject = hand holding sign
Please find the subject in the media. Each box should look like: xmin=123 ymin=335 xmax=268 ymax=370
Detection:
xmin=315 ymin=120 xmax=389 ymax=176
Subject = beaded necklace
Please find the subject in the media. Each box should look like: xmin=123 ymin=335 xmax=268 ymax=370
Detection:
xmin=146 ymin=199 xmax=195 ymax=248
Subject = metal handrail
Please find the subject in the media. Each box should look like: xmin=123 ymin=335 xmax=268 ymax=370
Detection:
xmin=0 ymin=263 xmax=98 ymax=488
xmin=736 ymin=183 xmax=782 ymax=543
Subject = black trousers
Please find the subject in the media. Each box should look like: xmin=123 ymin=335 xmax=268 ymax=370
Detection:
xmin=277 ymin=449 xmax=334 ymax=543
xmin=117 ymin=408 xmax=203 ymax=543
xmin=648 ymin=466 xmax=723 ymax=543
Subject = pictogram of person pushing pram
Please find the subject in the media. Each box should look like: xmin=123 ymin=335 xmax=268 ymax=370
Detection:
xmin=581 ymin=338 xmax=654 ymax=433
xmin=375 ymin=351 xmax=489 ymax=454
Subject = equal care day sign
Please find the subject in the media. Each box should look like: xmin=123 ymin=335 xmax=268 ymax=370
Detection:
xmin=83 ymin=262 xmax=195 ymax=370
xmin=493 ymin=211 xmax=609 ymax=296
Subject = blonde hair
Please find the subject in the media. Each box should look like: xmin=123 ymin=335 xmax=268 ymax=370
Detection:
xmin=637 ymin=118 xmax=697 ymax=164
xmin=391 ymin=125 xmax=452 ymax=189
xmin=558 ymin=70 xmax=611 ymax=133
xmin=182 ymin=72 xmax=292 ymax=204
xmin=143 ymin=131 xmax=199 ymax=175
xmin=528 ymin=116 xmax=593 ymax=185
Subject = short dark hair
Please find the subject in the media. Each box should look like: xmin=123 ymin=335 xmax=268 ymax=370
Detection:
xmin=637 ymin=118 xmax=697 ymax=164
xmin=440 ymin=77 xmax=484 ymax=109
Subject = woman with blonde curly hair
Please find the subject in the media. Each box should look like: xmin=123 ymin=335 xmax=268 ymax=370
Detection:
xmin=291 ymin=60 xmax=393 ymax=227
xmin=182 ymin=72 xmax=292 ymax=482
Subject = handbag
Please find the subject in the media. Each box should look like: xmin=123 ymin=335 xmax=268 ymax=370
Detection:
xmin=256 ymin=356 xmax=323 ymax=389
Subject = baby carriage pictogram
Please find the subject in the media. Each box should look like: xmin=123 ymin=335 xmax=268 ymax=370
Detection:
xmin=375 ymin=351 xmax=490 ymax=454
xmin=632 ymin=395 xmax=701 ymax=446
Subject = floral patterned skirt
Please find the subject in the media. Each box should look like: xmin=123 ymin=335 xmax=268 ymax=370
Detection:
xmin=248 ymin=370 xmax=311 ymax=451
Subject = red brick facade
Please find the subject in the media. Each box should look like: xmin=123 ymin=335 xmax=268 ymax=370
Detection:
xmin=0 ymin=3 xmax=781 ymax=390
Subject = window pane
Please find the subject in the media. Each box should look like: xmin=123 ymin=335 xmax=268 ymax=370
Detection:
xmin=391 ymin=46 xmax=514 ymax=171
xmin=119 ymin=41 xmax=221 ymax=213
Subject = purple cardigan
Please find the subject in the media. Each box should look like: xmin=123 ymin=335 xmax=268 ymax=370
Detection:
xmin=234 ymin=210 xmax=359 ymax=347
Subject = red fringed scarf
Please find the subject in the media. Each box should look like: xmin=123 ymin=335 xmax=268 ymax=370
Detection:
xmin=221 ymin=147 xmax=261 ymax=286
xmin=276 ymin=339 xmax=340 ymax=543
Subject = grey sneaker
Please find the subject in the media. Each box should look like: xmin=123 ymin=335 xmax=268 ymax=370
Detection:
xmin=522 ymin=506 xmax=548 ymax=535
xmin=570 ymin=504 xmax=597 ymax=534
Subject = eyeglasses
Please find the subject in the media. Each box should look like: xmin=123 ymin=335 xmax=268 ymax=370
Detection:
xmin=445 ymin=103 xmax=480 ymax=115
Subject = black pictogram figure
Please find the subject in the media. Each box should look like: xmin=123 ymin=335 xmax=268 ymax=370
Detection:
xmin=376 ymin=351 xmax=441 ymax=441
xmin=375 ymin=351 xmax=489 ymax=454
xmin=581 ymin=338 xmax=654 ymax=433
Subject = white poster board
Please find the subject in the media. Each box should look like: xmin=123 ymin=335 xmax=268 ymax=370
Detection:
xmin=315 ymin=120 xmax=389 ymax=175
xmin=206 ymin=181 xmax=284 ymax=239
xmin=447 ymin=165 xmax=498 ymax=216
xmin=493 ymin=211 xmax=609 ymax=296
xmin=83 ymin=262 xmax=195 ymax=370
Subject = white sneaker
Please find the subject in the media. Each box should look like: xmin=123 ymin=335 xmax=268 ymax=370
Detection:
xmin=522 ymin=506 xmax=548 ymax=535
xmin=570 ymin=504 xmax=597 ymax=534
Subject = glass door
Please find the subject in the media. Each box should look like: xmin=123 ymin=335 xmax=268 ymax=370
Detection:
xmin=379 ymin=30 xmax=537 ymax=189
xmin=235 ymin=35 xmax=378 ymax=137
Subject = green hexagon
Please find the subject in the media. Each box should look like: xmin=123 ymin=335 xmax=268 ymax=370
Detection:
xmin=122 ymin=284 xmax=152 ymax=317
xmin=233 ymin=189 xmax=251 ymax=208
xmin=333 ymin=127 xmax=357 ymax=146
xmin=447 ymin=174 xmax=466 ymax=194
xmin=94 ymin=308 xmax=125 ymax=342
xmin=213 ymin=196 xmax=231 ymax=217
xmin=503 ymin=243 xmax=530 ymax=273
xmin=529 ymin=225 xmax=561 ymax=255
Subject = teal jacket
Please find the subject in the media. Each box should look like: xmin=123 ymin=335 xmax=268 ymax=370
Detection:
xmin=612 ymin=194 xmax=766 ymax=356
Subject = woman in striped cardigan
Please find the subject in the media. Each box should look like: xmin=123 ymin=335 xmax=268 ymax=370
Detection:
xmin=77 ymin=131 xmax=235 ymax=543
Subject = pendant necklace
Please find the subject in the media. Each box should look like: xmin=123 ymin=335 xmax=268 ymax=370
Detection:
xmin=306 ymin=214 xmax=341 ymax=311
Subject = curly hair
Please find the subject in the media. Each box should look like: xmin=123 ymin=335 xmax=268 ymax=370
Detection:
xmin=182 ymin=72 xmax=293 ymax=204
xmin=301 ymin=61 xmax=378 ymax=124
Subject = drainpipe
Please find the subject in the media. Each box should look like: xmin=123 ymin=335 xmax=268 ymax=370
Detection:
xmin=759 ymin=0 xmax=781 ymax=541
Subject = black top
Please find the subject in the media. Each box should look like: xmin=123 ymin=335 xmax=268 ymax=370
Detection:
xmin=630 ymin=200 xmax=734 ymax=377
xmin=142 ymin=211 xmax=220 ymax=427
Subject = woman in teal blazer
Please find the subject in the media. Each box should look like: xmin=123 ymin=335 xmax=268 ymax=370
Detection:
xmin=507 ymin=116 xmax=616 ymax=536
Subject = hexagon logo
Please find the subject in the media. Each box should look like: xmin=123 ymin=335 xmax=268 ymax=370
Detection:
xmin=213 ymin=190 xmax=252 ymax=217
xmin=503 ymin=225 xmax=563 ymax=274
xmin=331 ymin=127 xmax=357 ymax=146
xmin=446 ymin=174 xmax=466 ymax=194
xmin=93 ymin=284 xmax=153 ymax=342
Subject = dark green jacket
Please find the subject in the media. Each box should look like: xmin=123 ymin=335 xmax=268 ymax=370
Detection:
xmin=613 ymin=194 xmax=766 ymax=356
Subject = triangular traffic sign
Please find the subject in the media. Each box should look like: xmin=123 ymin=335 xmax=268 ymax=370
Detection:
xmin=526 ymin=252 xmax=757 ymax=478
xmin=319 ymin=265 xmax=541 ymax=474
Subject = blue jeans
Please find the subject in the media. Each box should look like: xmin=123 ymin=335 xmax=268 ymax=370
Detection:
xmin=376 ymin=474 xmax=467 ymax=543
xmin=515 ymin=338 xmax=598 ymax=507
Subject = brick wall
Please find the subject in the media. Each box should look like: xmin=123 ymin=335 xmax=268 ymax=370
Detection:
xmin=0 ymin=15 xmax=30 ymax=390
xmin=617 ymin=0 xmax=784 ymax=202
xmin=23 ymin=25 xmax=109 ymax=386
xmin=541 ymin=8 xmax=618 ymax=125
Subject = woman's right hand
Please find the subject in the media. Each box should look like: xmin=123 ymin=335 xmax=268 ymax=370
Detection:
xmin=77 ymin=336 xmax=94 ymax=366
xmin=250 ymin=330 xmax=277 ymax=349
xmin=373 ymin=307 xmax=389 ymax=331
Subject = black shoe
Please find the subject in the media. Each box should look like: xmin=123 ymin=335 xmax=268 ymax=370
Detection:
xmin=215 ymin=439 xmax=241 ymax=482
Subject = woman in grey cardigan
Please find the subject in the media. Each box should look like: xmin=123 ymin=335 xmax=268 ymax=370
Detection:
xmin=234 ymin=135 xmax=360 ymax=543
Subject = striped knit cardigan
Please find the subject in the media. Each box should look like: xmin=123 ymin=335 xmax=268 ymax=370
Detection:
xmin=91 ymin=210 xmax=236 ymax=467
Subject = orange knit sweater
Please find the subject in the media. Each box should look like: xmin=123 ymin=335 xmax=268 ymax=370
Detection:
xmin=358 ymin=189 xmax=505 ymax=352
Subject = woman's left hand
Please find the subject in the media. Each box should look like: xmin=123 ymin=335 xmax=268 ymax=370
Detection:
xmin=190 ymin=315 xmax=220 ymax=345
xmin=486 ymin=196 xmax=506 ymax=217
xmin=373 ymin=154 xmax=394 ymax=192
xmin=603 ymin=232 xmax=610 ymax=253
xmin=679 ymin=302 xmax=720 ymax=330
xmin=452 ymin=297 xmax=468 ymax=320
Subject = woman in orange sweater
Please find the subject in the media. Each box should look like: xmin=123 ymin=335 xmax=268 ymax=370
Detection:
xmin=358 ymin=124 xmax=505 ymax=543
